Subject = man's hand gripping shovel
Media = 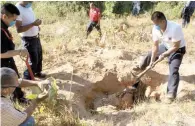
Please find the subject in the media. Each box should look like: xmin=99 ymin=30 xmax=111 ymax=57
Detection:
xmin=118 ymin=58 xmax=162 ymax=98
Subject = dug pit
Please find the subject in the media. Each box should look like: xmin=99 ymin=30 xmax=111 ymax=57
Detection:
xmin=45 ymin=48 xmax=168 ymax=118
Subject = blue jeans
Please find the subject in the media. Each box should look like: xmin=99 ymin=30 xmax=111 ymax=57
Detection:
xmin=20 ymin=116 xmax=35 ymax=126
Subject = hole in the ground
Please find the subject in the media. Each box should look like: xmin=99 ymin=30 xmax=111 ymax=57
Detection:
xmin=83 ymin=72 xmax=148 ymax=111
xmin=50 ymin=68 xmax=168 ymax=117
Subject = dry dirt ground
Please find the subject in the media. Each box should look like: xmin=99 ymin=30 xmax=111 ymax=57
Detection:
xmin=13 ymin=16 xmax=195 ymax=126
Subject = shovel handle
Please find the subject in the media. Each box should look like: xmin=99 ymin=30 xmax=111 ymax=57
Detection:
xmin=20 ymin=56 xmax=35 ymax=80
xmin=135 ymin=59 xmax=161 ymax=80
xmin=25 ymin=56 xmax=35 ymax=80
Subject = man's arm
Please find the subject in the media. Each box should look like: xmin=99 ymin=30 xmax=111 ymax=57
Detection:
xmin=15 ymin=19 xmax=42 ymax=33
xmin=160 ymin=41 xmax=180 ymax=58
xmin=23 ymin=91 xmax=48 ymax=119
xmin=19 ymin=79 xmax=50 ymax=92
xmin=0 ymin=50 xmax=21 ymax=58
xmin=150 ymin=27 xmax=159 ymax=65
xmin=23 ymin=100 xmax=37 ymax=118
xmin=0 ymin=49 xmax=28 ymax=59
xmin=97 ymin=9 xmax=101 ymax=25
xmin=150 ymin=40 xmax=159 ymax=64
xmin=15 ymin=20 xmax=34 ymax=33
xmin=3 ymin=94 xmax=47 ymax=126
xmin=98 ymin=16 xmax=101 ymax=25
xmin=19 ymin=79 xmax=38 ymax=87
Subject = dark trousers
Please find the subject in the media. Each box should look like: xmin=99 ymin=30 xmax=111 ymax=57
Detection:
xmin=87 ymin=21 xmax=102 ymax=37
xmin=22 ymin=36 xmax=43 ymax=80
xmin=182 ymin=16 xmax=190 ymax=28
xmin=140 ymin=44 xmax=186 ymax=97
xmin=132 ymin=7 xmax=138 ymax=16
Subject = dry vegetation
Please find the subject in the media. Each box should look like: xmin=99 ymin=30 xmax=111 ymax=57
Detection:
xmin=11 ymin=13 xmax=195 ymax=126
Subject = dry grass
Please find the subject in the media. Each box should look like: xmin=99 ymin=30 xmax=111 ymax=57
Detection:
xmin=34 ymin=101 xmax=82 ymax=126
xmin=11 ymin=14 xmax=195 ymax=126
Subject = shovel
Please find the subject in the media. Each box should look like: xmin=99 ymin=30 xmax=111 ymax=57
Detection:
xmin=25 ymin=56 xmax=35 ymax=80
xmin=118 ymin=59 xmax=162 ymax=100
xmin=131 ymin=58 xmax=162 ymax=89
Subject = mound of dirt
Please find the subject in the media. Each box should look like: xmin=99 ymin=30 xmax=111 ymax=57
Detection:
xmin=31 ymin=46 xmax=194 ymax=126
xmin=94 ymin=48 xmax=133 ymax=61
xmin=43 ymin=48 xmax=172 ymax=117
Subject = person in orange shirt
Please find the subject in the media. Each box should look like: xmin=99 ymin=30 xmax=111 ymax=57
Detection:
xmin=86 ymin=3 xmax=102 ymax=39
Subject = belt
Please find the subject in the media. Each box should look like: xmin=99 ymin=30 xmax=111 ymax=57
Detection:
xmin=176 ymin=46 xmax=186 ymax=54
xmin=22 ymin=34 xmax=39 ymax=39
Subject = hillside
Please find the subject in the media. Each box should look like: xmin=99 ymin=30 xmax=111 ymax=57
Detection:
xmin=7 ymin=1 xmax=195 ymax=126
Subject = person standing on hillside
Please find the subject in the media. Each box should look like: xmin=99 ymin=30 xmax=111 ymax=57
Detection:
xmin=181 ymin=1 xmax=195 ymax=28
xmin=1 ymin=3 xmax=50 ymax=104
xmin=15 ymin=1 xmax=46 ymax=80
xmin=133 ymin=11 xmax=186 ymax=104
xmin=86 ymin=2 xmax=102 ymax=39
xmin=132 ymin=1 xmax=141 ymax=16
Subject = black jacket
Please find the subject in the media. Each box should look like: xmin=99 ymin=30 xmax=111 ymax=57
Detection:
xmin=1 ymin=20 xmax=19 ymax=76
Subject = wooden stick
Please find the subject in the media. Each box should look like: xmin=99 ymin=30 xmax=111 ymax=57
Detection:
xmin=135 ymin=59 xmax=161 ymax=80
xmin=121 ymin=59 xmax=160 ymax=87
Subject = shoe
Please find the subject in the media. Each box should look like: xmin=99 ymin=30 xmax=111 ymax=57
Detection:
xmin=164 ymin=94 xmax=175 ymax=104
xmin=164 ymin=97 xmax=174 ymax=104
xmin=23 ymin=70 xmax=32 ymax=80
xmin=35 ymin=73 xmax=46 ymax=78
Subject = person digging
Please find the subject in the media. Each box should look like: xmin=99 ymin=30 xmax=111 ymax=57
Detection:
xmin=132 ymin=11 xmax=186 ymax=104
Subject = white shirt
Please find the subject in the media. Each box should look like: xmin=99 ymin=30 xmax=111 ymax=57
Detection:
xmin=16 ymin=3 xmax=39 ymax=37
xmin=152 ymin=20 xmax=186 ymax=49
xmin=1 ymin=97 xmax=27 ymax=126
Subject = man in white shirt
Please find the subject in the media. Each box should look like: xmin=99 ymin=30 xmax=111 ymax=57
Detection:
xmin=133 ymin=11 xmax=186 ymax=103
xmin=15 ymin=1 xmax=46 ymax=80
xmin=1 ymin=67 xmax=48 ymax=126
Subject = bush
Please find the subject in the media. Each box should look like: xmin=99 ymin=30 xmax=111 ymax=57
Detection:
xmin=154 ymin=1 xmax=185 ymax=19
xmin=1 ymin=1 xmax=188 ymax=23
xmin=102 ymin=1 xmax=116 ymax=17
